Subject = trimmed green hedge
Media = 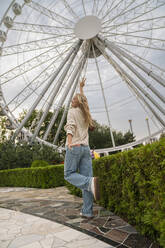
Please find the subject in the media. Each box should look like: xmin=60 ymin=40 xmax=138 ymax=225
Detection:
xmin=1 ymin=139 xmax=165 ymax=246
xmin=66 ymin=138 xmax=165 ymax=247
xmin=0 ymin=164 xmax=65 ymax=188
xmin=31 ymin=160 xmax=49 ymax=168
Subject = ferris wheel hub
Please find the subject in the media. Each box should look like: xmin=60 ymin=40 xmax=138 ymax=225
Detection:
xmin=74 ymin=15 xmax=101 ymax=40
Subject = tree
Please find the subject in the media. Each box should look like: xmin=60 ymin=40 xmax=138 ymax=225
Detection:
xmin=18 ymin=108 xmax=66 ymax=146
xmin=123 ymin=131 xmax=136 ymax=144
xmin=159 ymin=132 xmax=165 ymax=140
xmin=89 ymin=122 xmax=136 ymax=149
xmin=0 ymin=140 xmax=63 ymax=170
xmin=0 ymin=116 xmax=14 ymax=142
xmin=1 ymin=109 xmax=136 ymax=149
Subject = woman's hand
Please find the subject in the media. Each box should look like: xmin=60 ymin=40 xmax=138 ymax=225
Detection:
xmin=80 ymin=77 xmax=86 ymax=88
xmin=80 ymin=77 xmax=86 ymax=95
xmin=68 ymin=143 xmax=72 ymax=150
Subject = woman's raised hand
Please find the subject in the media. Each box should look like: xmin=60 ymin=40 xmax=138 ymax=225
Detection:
xmin=80 ymin=77 xmax=86 ymax=88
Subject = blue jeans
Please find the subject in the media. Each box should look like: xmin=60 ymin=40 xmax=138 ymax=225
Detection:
xmin=64 ymin=145 xmax=93 ymax=217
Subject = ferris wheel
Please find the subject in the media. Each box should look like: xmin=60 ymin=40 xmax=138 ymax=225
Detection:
xmin=0 ymin=0 xmax=165 ymax=150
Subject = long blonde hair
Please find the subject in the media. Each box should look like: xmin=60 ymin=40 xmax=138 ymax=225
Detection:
xmin=76 ymin=93 xmax=93 ymax=127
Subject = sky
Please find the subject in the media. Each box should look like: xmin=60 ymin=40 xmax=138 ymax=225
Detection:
xmin=0 ymin=0 xmax=11 ymax=19
xmin=0 ymin=0 xmax=165 ymax=145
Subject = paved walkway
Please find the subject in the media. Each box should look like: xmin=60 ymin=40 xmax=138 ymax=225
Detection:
xmin=0 ymin=187 xmax=160 ymax=248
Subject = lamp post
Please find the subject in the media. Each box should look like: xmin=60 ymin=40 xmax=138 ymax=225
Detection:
xmin=128 ymin=119 xmax=133 ymax=134
xmin=146 ymin=117 xmax=152 ymax=143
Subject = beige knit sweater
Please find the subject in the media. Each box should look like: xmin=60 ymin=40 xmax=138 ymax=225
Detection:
xmin=64 ymin=107 xmax=89 ymax=146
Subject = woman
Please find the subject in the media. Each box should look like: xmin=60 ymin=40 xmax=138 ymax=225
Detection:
xmin=64 ymin=78 xmax=100 ymax=219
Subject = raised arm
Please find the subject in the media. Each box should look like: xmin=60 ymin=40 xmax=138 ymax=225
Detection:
xmin=80 ymin=77 xmax=86 ymax=95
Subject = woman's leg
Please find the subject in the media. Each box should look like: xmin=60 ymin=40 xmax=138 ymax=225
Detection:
xmin=64 ymin=147 xmax=91 ymax=191
xmin=79 ymin=146 xmax=93 ymax=217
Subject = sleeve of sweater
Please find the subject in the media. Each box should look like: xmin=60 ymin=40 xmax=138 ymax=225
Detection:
xmin=64 ymin=108 xmax=76 ymax=136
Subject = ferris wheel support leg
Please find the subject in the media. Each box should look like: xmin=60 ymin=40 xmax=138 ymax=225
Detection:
xmin=94 ymin=37 xmax=165 ymax=116
xmin=30 ymin=40 xmax=83 ymax=143
xmin=53 ymin=56 xmax=86 ymax=145
xmin=43 ymin=51 xmax=88 ymax=141
xmin=107 ymin=46 xmax=165 ymax=105
xmin=12 ymin=40 xmax=82 ymax=142
xmin=98 ymin=35 xmax=165 ymax=88
xmin=93 ymin=38 xmax=165 ymax=128
xmin=91 ymin=42 xmax=116 ymax=148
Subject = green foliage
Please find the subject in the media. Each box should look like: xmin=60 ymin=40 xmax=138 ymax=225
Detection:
xmin=0 ymin=164 xmax=65 ymax=188
xmin=66 ymin=138 xmax=165 ymax=247
xmin=31 ymin=160 xmax=49 ymax=168
xmin=89 ymin=121 xmax=135 ymax=149
xmin=18 ymin=108 xmax=66 ymax=146
xmin=1 ymin=109 xmax=135 ymax=150
xmin=0 ymin=116 xmax=14 ymax=142
xmin=0 ymin=141 xmax=64 ymax=170
xmin=160 ymin=132 xmax=165 ymax=140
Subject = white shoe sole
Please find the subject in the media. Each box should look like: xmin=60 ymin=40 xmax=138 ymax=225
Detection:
xmin=93 ymin=177 xmax=100 ymax=201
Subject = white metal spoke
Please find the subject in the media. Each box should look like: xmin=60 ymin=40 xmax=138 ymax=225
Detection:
xmin=27 ymin=1 xmax=74 ymax=28
xmin=96 ymin=38 xmax=165 ymax=113
xmin=30 ymin=41 xmax=82 ymax=142
xmin=104 ymin=33 xmax=165 ymax=52
xmin=103 ymin=20 xmax=165 ymax=38
xmin=12 ymin=40 xmax=82 ymax=141
xmin=1 ymin=47 xmax=56 ymax=85
xmin=44 ymin=52 xmax=87 ymax=142
xmin=61 ymin=0 xmax=79 ymax=20
xmin=1 ymin=36 xmax=73 ymax=56
xmin=11 ymin=63 xmax=57 ymax=112
xmin=96 ymin=0 xmax=101 ymax=15
xmin=53 ymin=39 xmax=91 ymax=144
xmin=102 ymin=26 xmax=165 ymax=36
xmin=93 ymin=38 xmax=165 ymax=127
xmin=119 ymin=46 xmax=165 ymax=74
xmin=101 ymin=0 xmax=126 ymax=21
xmin=82 ymin=0 xmax=87 ymax=16
xmin=12 ymin=22 xmax=73 ymax=36
xmin=0 ymin=39 xmax=75 ymax=86
xmin=103 ymin=0 xmax=137 ymax=27
xmin=99 ymin=36 xmax=165 ymax=87
xmin=51 ymin=43 xmax=90 ymax=141
xmin=1 ymin=0 xmax=165 ymax=149
xmin=105 ymin=33 xmax=165 ymax=43
xmin=106 ymin=45 xmax=165 ymax=104
xmin=110 ymin=40 xmax=165 ymax=52
xmin=92 ymin=0 xmax=97 ymax=15
xmin=103 ymin=16 xmax=165 ymax=32
xmin=125 ymin=78 xmax=165 ymax=128
xmin=91 ymin=97 xmax=136 ymax=113
xmin=7 ymin=46 xmax=73 ymax=112
xmin=53 ymin=50 xmax=90 ymax=145
xmin=103 ymin=0 xmax=165 ymax=27
xmin=126 ymin=83 xmax=161 ymax=130
xmin=97 ymin=0 xmax=111 ymax=17
xmin=91 ymin=41 xmax=115 ymax=147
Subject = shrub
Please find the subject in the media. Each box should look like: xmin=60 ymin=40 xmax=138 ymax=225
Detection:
xmin=0 ymin=141 xmax=64 ymax=170
xmin=31 ymin=160 xmax=49 ymax=168
xmin=65 ymin=138 xmax=165 ymax=247
xmin=0 ymin=164 xmax=65 ymax=188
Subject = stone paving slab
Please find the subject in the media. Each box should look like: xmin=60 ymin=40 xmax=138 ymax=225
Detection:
xmin=0 ymin=207 xmax=113 ymax=248
xmin=0 ymin=187 xmax=161 ymax=248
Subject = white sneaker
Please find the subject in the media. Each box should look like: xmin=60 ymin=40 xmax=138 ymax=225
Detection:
xmin=90 ymin=177 xmax=100 ymax=201
xmin=80 ymin=212 xmax=94 ymax=219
